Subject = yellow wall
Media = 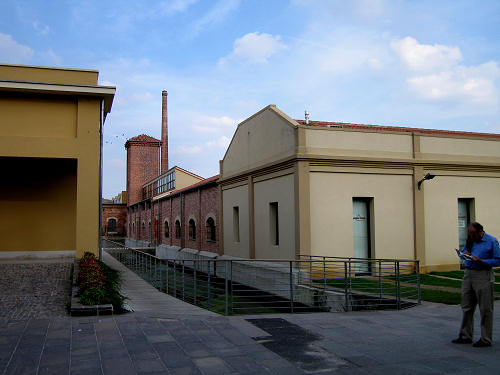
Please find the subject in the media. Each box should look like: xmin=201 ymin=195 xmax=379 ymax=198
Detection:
xmin=424 ymin=174 xmax=500 ymax=270
xmin=0 ymin=64 xmax=98 ymax=85
xmin=223 ymin=106 xmax=296 ymax=177
xmin=0 ymin=64 xmax=112 ymax=258
xmin=0 ymin=95 xmax=77 ymax=138
xmin=0 ymin=158 xmax=77 ymax=251
xmin=309 ymin=171 xmax=415 ymax=260
xmin=253 ymin=174 xmax=295 ymax=259
xmin=222 ymin=184 xmax=250 ymax=258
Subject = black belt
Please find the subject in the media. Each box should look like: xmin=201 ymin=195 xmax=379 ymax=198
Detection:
xmin=465 ymin=267 xmax=489 ymax=270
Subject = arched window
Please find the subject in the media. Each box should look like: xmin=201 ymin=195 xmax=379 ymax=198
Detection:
xmin=108 ymin=218 xmax=117 ymax=233
xmin=164 ymin=221 xmax=169 ymax=238
xmin=132 ymin=222 xmax=135 ymax=234
xmin=188 ymin=219 xmax=196 ymax=240
xmin=175 ymin=220 xmax=181 ymax=239
xmin=148 ymin=221 xmax=152 ymax=238
xmin=206 ymin=217 xmax=216 ymax=241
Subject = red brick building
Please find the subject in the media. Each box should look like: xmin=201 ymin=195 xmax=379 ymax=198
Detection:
xmin=123 ymin=91 xmax=220 ymax=253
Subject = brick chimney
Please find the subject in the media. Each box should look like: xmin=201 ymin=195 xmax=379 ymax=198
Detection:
xmin=161 ymin=90 xmax=168 ymax=174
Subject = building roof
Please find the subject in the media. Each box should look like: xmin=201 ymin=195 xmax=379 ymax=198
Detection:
xmin=152 ymin=174 xmax=219 ymax=202
xmin=125 ymin=134 xmax=161 ymax=148
xmin=127 ymin=134 xmax=161 ymax=142
xmin=296 ymin=120 xmax=500 ymax=140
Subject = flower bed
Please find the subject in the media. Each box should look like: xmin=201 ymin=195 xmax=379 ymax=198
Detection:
xmin=70 ymin=252 xmax=126 ymax=316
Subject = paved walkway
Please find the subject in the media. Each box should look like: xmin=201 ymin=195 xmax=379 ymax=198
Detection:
xmin=102 ymin=251 xmax=216 ymax=316
xmin=1 ymin=255 xmax=499 ymax=374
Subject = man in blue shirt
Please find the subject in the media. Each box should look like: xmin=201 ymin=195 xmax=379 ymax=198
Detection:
xmin=452 ymin=222 xmax=500 ymax=347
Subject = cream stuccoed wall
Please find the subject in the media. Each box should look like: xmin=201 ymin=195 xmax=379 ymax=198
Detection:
xmin=175 ymin=168 xmax=204 ymax=190
xmin=254 ymin=174 xmax=295 ymax=259
xmin=222 ymin=106 xmax=296 ymax=178
xmin=309 ymin=171 xmax=414 ymax=260
xmin=423 ymin=175 xmax=500 ymax=270
xmin=419 ymin=136 xmax=500 ymax=163
xmin=222 ymin=184 xmax=250 ymax=258
xmin=305 ymin=128 xmax=413 ymax=159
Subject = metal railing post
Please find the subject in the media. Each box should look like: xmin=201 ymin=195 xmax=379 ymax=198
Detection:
xmin=173 ymin=260 xmax=177 ymax=298
xmin=159 ymin=259 xmax=163 ymax=292
xmin=225 ymin=261 xmax=229 ymax=316
xmin=348 ymin=260 xmax=352 ymax=295
xmin=416 ymin=261 xmax=421 ymax=304
xmin=166 ymin=259 xmax=169 ymax=294
xmin=323 ymin=257 xmax=327 ymax=291
xmin=182 ymin=260 xmax=185 ymax=301
xmin=379 ymin=260 xmax=382 ymax=299
xmin=289 ymin=261 xmax=294 ymax=313
xmin=230 ymin=261 xmax=234 ymax=314
xmin=207 ymin=261 xmax=211 ymax=311
xmin=309 ymin=259 xmax=313 ymax=286
xmin=396 ymin=261 xmax=401 ymax=310
xmin=194 ymin=261 xmax=197 ymax=305
xmin=344 ymin=261 xmax=349 ymax=311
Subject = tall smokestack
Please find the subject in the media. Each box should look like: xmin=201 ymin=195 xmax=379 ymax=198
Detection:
xmin=161 ymin=90 xmax=168 ymax=174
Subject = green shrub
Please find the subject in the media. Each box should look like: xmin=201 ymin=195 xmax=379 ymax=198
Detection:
xmin=77 ymin=252 xmax=126 ymax=311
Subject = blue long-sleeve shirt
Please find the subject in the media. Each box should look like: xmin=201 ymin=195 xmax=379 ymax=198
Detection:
xmin=462 ymin=232 xmax=500 ymax=270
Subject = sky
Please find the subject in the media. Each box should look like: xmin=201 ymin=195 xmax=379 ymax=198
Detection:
xmin=1 ymin=0 xmax=499 ymax=198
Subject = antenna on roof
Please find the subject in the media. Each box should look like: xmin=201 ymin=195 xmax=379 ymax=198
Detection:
xmin=305 ymin=110 xmax=310 ymax=125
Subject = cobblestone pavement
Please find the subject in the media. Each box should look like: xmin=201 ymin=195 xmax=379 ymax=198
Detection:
xmin=0 ymin=262 xmax=72 ymax=320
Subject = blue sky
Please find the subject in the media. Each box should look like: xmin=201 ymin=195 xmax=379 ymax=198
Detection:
xmin=1 ymin=0 xmax=499 ymax=197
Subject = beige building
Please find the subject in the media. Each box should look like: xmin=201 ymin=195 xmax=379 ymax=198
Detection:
xmin=219 ymin=105 xmax=500 ymax=272
xmin=0 ymin=64 xmax=115 ymax=259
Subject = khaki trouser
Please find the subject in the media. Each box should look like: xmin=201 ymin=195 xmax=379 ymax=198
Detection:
xmin=459 ymin=268 xmax=495 ymax=344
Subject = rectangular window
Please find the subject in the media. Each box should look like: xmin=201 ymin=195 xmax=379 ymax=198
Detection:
xmin=270 ymin=202 xmax=279 ymax=246
xmin=233 ymin=206 xmax=240 ymax=243
xmin=458 ymin=198 xmax=475 ymax=250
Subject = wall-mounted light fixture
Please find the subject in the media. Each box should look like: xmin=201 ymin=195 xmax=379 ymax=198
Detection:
xmin=417 ymin=173 xmax=436 ymax=190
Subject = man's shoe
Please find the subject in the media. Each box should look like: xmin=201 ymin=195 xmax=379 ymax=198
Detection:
xmin=451 ymin=337 xmax=472 ymax=344
xmin=472 ymin=340 xmax=491 ymax=348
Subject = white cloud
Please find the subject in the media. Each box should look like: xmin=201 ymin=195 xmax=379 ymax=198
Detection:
xmin=391 ymin=36 xmax=462 ymax=72
xmin=392 ymin=37 xmax=500 ymax=107
xmin=41 ymin=49 xmax=62 ymax=65
xmin=220 ymin=32 xmax=287 ymax=64
xmin=158 ymin=0 xmax=198 ymax=15
xmin=33 ymin=21 xmax=50 ymax=36
xmin=188 ymin=0 xmax=240 ymax=38
xmin=192 ymin=115 xmax=238 ymax=133
xmin=205 ymin=135 xmax=231 ymax=150
xmin=0 ymin=33 xmax=33 ymax=63
xmin=175 ymin=145 xmax=203 ymax=155
xmin=407 ymin=62 xmax=500 ymax=106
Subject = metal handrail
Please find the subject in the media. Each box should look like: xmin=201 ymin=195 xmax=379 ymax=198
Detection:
xmin=102 ymin=238 xmax=421 ymax=315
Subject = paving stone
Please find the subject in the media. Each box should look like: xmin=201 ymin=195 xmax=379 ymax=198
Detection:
xmin=133 ymin=358 xmax=167 ymax=373
xmin=179 ymin=341 xmax=213 ymax=358
xmin=101 ymin=357 xmax=136 ymax=375
xmin=153 ymin=342 xmax=194 ymax=368
xmin=192 ymin=357 xmax=233 ymax=375
xmin=168 ymin=366 xmax=203 ymax=375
